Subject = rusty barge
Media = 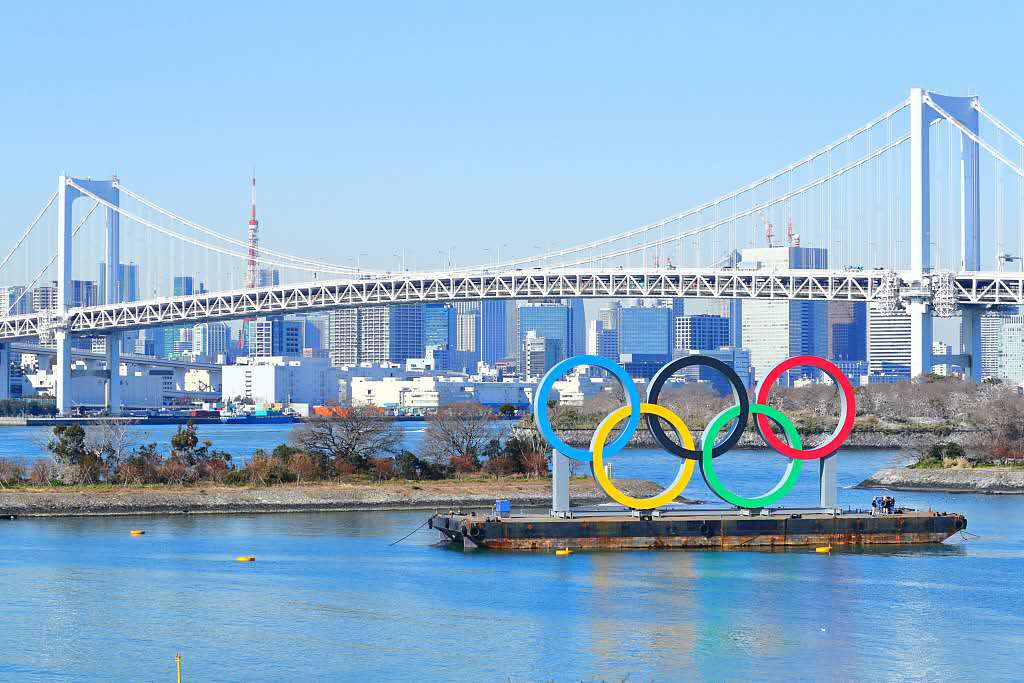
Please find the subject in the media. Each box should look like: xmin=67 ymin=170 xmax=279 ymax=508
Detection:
xmin=430 ymin=508 xmax=967 ymax=551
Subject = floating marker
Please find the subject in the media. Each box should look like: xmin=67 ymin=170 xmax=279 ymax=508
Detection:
xmin=236 ymin=555 xmax=256 ymax=562
xmin=815 ymin=546 xmax=832 ymax=553
xmin=129 ymin=529 xmax=145 ymax=536
xmin=555 ymin=548 xmax=573 ymax=556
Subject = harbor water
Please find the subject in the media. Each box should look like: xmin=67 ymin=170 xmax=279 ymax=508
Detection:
xmin=0 ymin=428 xmax=1022 ymax=681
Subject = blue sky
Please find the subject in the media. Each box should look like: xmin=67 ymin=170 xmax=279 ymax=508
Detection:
xmin=1 ymin=1 xmax=1022 ymax=275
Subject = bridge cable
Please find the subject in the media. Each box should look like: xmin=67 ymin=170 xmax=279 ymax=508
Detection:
xmin=0 ymin=191 xmax=57 ymax=276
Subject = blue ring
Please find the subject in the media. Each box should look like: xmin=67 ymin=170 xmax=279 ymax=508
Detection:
xmin=533 ymin=355 xmax=641 ymax=462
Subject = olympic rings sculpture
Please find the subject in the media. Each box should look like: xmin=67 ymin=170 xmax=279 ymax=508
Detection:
xmin=534 ymin=353 xmax=856 ymax=510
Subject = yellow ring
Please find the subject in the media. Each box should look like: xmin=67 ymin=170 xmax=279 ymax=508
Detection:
xmin=591 ymin=403 xmax=696 ymax=510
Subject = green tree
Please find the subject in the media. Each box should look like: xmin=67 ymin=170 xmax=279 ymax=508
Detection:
xmin=47 ymin=424 xmax=103 ymax=483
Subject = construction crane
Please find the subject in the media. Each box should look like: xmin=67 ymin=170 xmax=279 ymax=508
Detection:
xmin=760 ymin=214 xmax=775 ymax=247
xmin=786 ymin=207 xmax=800 ymax=246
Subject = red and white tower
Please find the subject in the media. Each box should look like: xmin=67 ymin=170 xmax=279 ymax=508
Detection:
xmin=246 ymin=174 xmax=259 ymax=289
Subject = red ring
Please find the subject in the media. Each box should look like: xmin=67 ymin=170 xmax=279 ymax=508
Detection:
xmin=754 ymin=355 xmax=856 ymax=460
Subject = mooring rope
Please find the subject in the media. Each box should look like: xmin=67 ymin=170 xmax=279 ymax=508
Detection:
xmin=388 ymin=516 xmax=433 ymax=546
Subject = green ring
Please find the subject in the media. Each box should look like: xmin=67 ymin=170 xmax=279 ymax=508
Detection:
xmin=700 ymin=404 xmax=804 ymax=509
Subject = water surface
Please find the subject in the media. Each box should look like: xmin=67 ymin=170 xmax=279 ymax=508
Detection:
xmin=0 ymin=438 xmax=1020 ymax=681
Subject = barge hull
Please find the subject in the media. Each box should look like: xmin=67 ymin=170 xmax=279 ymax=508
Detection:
xmin=431 ymin=510 xmax=966 ymax=550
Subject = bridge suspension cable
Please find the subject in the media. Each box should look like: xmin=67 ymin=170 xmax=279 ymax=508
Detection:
xmin=463 ymin=98 xmax=912 ymax=272
xmin=5 ymin=200 xmax=99 ymax=315
xmin=68 ymin=180 xmax=359 ymax=278
xmin=926 ymin=95 xmax=1024 ymax=179
xmin=114 ymin=184 xmax=367 ymax=275
xmin=0 ymin=191 xmax=57 ymax=276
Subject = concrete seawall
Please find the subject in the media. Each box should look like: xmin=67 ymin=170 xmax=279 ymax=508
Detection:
xmin=858 ymin=467 xmax=1024 ymax=494
xmin=0 ymin=478 xmax=679 ymax=517
xmin=518 ymin=427 xmax=980 ymax=451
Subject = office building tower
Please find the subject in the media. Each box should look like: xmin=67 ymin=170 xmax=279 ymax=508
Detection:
xmin=481 ymin=300 xmax=510 ymax=364
xmin=517 ymin=302 xmax=575 ymax=375
xmin=522 ymin=331 xmax=561 ymax=379
xmin=678 ymin=347 xmax=754 ymax=393
xmin=566 ymin=298 xmax=586 ymax=356
xmin=989 ymin=314 xmax=1024 ymax=385
xmin=359 ymin=304 xmax=424 ymax=365
xmin=740 ymin=246 xmax=828 ymax=384
xmin=0 ymin=286 xmax=29 ymax=315
xmin=192 ymin=322 xmax=232 ymax=360
xmin=98 ymin=262 xmax=140 ymax=304
xmin=258 ymin=268 xmax=280 ymax=287
xmin=68 ymin=280 xmax=98 ymax=308
xmin=868 ymin=304 xmax=911 ymax=382
xmin=31 ymin=282 xmax=58 ymax=313
xmin=424 ymin=304 xmax=457 ymax=351
xmin=328 ymin=308 xmax=360 ymax=367
xmin=675 ymin=314 xmax=730 ymax=352
xmin=827 ymin=302 xmax=867 ymax=361
xmin=617 ymin=304 xmax=672 ymax=359
xmin=599 ymin=301 xmax=621 ymax=330
xmin=586 ymin=319 xmax=619 ymax=361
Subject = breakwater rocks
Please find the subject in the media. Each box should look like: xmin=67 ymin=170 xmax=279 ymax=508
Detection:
xmin=516 ymin=427 xmax=979 ymax=451
xmin=0 ymin=478 xmax=674 ymax=517
xmin=857 ymin=467 xmax=1024 ymax=494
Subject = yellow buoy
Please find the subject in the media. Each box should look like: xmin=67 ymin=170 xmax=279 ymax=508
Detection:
xmin=815 ymin=546 xmax=832 ymax=553
xmin=236 ymin=555 xmax=256 ymax=562
xmin=129 ymin=529 xmax=145 ymax=536
xmin=555 ymin=548 xmax=573 ymax=556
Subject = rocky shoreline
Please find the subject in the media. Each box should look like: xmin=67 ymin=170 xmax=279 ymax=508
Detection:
xmin=0 ymin=478 xmax=676 ymax=517
xmin=857 ymin=467 xmax=1024 ymax=494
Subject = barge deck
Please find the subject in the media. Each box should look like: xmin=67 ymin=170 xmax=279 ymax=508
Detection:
xmin=430 ymin=509 xmax=967 ymax=551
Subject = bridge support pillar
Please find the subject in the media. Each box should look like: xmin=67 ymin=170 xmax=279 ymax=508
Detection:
xmin=55 ymin=330 xmax=72 ymax=415
xmin=961 ymin=308 xmax=983 ymax=383
xmin=909 ymin=300 xmax=933 ymax=378
xmin=105 ymin=334 xmax=121 ymax=415
xmin=0 ymin=343 xmax=9 ymax=401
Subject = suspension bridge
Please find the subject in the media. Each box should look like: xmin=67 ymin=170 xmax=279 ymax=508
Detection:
xmin=3 ymin=88 xmax=1024 ymax=414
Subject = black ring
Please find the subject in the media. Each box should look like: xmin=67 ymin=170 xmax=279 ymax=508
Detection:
xmin=645 ymin=355 xmax=749 ymax=460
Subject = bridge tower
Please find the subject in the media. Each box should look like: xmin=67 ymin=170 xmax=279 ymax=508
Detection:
xmin=908 ymin=88 xmax=981 ymax=381
xmin=55 ymin=175 xmax=122 ymax=415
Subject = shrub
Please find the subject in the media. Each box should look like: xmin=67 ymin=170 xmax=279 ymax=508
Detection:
xmin=286 ymin=451 xmax=320 ymax=482
xmin=370 ymin=457 xmax=398 ymax=480
xmin=29 ymin=459 xmax=54 ymax=485
xmin=0 ymin=458 xmax=24 ymax=484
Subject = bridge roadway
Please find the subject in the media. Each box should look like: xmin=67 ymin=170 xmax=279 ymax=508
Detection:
xmin=0 ymin=267 xmax=1021 ymax=342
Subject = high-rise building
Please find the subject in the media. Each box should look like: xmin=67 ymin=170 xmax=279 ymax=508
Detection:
xmin=451 ymin=300 xmax=511 ymax=369
xmin=740 ymin=246 xmax=828 ymax=385
xmin=481 ymin=300 xmax=510 ymax=364
xmin=328 ymin=308 xmax=360 ymax=366
xmin=245 ymin=316 xmax=305 ymax=358
xmin=162 ymin=276 xmax=205 ymax=358
xmin=675 ymin=314 xmax=730 ymax=352
xmin=522 ymin=331 xmax=561 ymax=379
xmin=357 ymin=304 xmax=424 ymax=365
xmin=991 ymin=313 xmax=1024 ymax=387
xmin=258 ymin=268 xmax=280 ymax=287
xmin=68 ymin=280 xmax=98 ymax=308
xmin=868 ymin=304 xmax=911 ymax=382
xmin=192 ymin=322 xmax=232 ymax=360
xmin=599 ymin=301 xmax=621 ymax=330
xmin=618 ymin=304 xmax=672 ymax=359
xmin=566 ymin=298 xmax=586 ymax=357
xmin=424 ymin=304 xmax=457 ymax=351
xmin=586 ymin=319 xmax=619 ymax=360
xmin=0 ymin=286 xmax=29 ymax=315
xmin=827 ymin=302 xmax=867 ymax=361
xmin=31 ymin=282 xmax=58 ymax=313
xmin=677 ymin=347 xmax=754 ymax=393
xmin=98 ymin=262 xmax=140 ymax=304
xmin=517 ymin=302 xmax=575 ymax=375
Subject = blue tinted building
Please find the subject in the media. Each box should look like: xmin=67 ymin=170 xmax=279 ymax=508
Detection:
xmin=617 ymin=305 xmax=672 ymax=359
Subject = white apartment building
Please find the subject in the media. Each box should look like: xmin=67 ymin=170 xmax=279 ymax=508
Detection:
xmin=222 ymin=356 xmax=340 ymax=406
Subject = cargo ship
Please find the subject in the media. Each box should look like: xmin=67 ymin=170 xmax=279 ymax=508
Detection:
xmin=430 ymin=508 xmax=967 ymax=551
